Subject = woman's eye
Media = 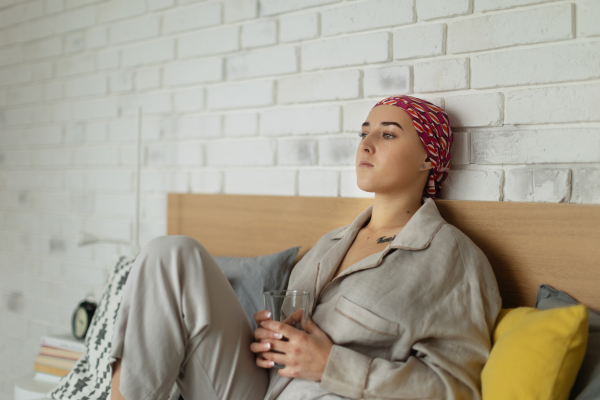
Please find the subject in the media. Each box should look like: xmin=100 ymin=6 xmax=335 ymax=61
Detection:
xmin=383 ymin=133 xmax=394 ymax=139
xmin=359 ymin=132 xmax=367 ymax=139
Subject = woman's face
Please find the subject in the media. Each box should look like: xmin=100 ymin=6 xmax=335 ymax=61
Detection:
xmin=356 ymin=104 xmax=432 ymax=195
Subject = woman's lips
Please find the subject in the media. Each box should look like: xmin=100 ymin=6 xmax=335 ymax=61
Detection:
xmin=359 ymin=161 xmax=373 ymax=167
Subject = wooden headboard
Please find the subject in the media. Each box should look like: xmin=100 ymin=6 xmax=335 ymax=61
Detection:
xmin=167 ymin=193 xmax=600 ymax=310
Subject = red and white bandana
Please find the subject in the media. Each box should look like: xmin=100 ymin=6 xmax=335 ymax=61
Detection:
xmin=372 ymin=95 xmax=453 ymax=199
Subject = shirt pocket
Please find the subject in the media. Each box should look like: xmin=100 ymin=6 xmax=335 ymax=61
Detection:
xmin=329 ymin=295 xmax=399 ymax=348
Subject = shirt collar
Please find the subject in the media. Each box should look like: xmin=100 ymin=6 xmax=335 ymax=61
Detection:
xmin=331 ymin=198 xmax=447 ymax=250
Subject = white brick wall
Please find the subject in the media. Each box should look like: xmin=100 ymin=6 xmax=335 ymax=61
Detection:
xmin=1 ymin=0 xmax=599 ymax=396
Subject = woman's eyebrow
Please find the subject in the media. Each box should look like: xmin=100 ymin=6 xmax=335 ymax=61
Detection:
xmin=362 ymin=121 xmax=403 ymax=130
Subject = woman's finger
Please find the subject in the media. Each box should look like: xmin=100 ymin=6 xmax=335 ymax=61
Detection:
xmin=253 ymin=310 xmax=272 ymax=325
xmin=260 ymin=319 xmax=299 ymax=340
xmin=262 ymin=351 xmax=287 ymax=366
xmin=250 ymin=341 xmax=272 ymax=354
xmin=255 ymin=354 xmax=275 ymax=369
xmin=254 ymin=327 xmax=283 ymax=340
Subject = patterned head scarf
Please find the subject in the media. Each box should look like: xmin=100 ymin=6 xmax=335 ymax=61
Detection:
xmin=371 ymin=95 xmax=452 ymax=199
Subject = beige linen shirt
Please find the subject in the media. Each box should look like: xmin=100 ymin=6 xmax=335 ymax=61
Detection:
xmin=264 ymin=197 xmax=502 ymax=400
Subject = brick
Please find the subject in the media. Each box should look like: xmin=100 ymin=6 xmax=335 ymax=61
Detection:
xmin=578 ymin=0 xmax=600 ymax=37
xmin=224 ymin=0 xmax=257 ymax=22
xmin=414 ymin=58 xmax=469 ymax=93
xmin=278 ymin=70 xmax=360 ymax=104
xmin=86 ymin=123 xmax=108 ymax=142
xmin=119 ymin=92 xmax=171 ymax=116
xmin=224 ymin=112 xmax=257 ymax=137
xmin=207 ymin=139 xmax=275 ymax=167
xmin=0 ymin=2 xmax=43 ymax=29
xmin=363 ymin=66 xmax=410 ymax=98
xmin=343 ymin=100 xmax=374 ymax=133
xmin=179 ymin=115 xmax=222 ymax=138
xmin=208 ymin=79 xmax=274 ymax=110
xmin=98 ymin=0 xmax=145 ymax=23
xmin=224 ymin=169 xmax=296 ymax=195
xmin=444 ymin=93 xmax=503 ymax=128
xmin=122 ymin=39 xmax=174 ymax=68
xmin=227 ymin=46 xmax=297 ymax=80
xmin=472 ymin=41 xmax=600 ymax=89
xmin=147 ymin=0 xmax=173 ymax=11
xmin=259 ymin=0 xmax=339 ymax=16
xmin=97 ymin=49 xmax=119 ymax=70
xmin=110 ymin=16 xmax=159 ymax=44
xmin=319 ymin=135 xmax=358 ymax=166
xmin=85 ymin=170 xmax=132 ymax=191
xmin=178 ymin=26 xmax=239 ymax=59
xmin=23 ymin=37 xmax=61 ymax=61
xmin=450 ymin=131 xmax=469 ymax=166
xmin=141 ymin=171 xmax=188 ymax=192
xmin=302 ymin=32 xmax=389 ymax=71
xmin=72 ymin=146 xmax=119 ymax=166
xmin=55 ymin=6 xmax=95 ymax=33
xmin=44 ymin=0 xmax=63 ymax=14
xmin=65 ymin=76 xmax=107 ymax=98
xmin=66 ymin=0 xmax=105 ymax=8
xmin=72 ymin=98 xmax=119 ymax=120
xmin=6 ymin=85 xmax=43 ymax=105
xmin=55 ymin=54 xmax=96 ymax=77
xmin=417 ymin=0 xmax=471 ymax=21
xmin=13 ymin=17 xmax=54 ymax=43
xmin=190 ymin=170 xmax=222 ymax=193
xmin=472 ymin=129 xmax=600 ymax=164
xmin=174 ymin=87 xmax=205 ymax=112
xmin=110 ymin=72 xmax=133 ymax=92
xmin=278 ymin=138 xmax=317 ymax=165
xmin=393 ymin=23 xmax=445 ymax=60
xmin=164 ymin=57 xmax=222 ymax=86
xmin=475 ymin=0 xmax=563 ymax=12
xmin=448 ymin=4 xmax=572 ymax=54
xmin=534 ymin=168 xmax=571 ymax=203
xmin=298 ymin=169 xmax=339 ymax=197
xmin=163 ymin=2 xmax=221 ymax=34
xmin=260 ymin=105 xmax=340 ymax=136
xmin=107 ymin=120 xmax=135 ymax=141
xmin=571 ymin=168 xmax=600 ymax=204
xmin=241 ymin=19 xmax=277 ymax=49
xmin=32 ymin=62 xmax=53 ymax=81
xmin=145 ymin=143 xmax=203 ymax=166
xmin=440 ymin=169 xmax=503 ymax=200
xmin=86 ymin=26 xmax=107 ymax=49
xmin=504 ymin=168 xmax=533 ymax=202
xmin=506 ymin=83 xmax=600 ymax=124
xmin=340 ymin=169 xmax=374 ymax=198
xmin=135 ymin=68 xmax=160 ymax=90
xmin=64 ymin=32 xmax=84 ymax=53
xmin=0 ymin=48 xmax=20 ymax=71
xmin=322 ymin=0 xmax=413 ymax=36
xmin=140 ymin=195 xmax=166 ymax=219
xmin=280 ymin=12 xmax=318 ymax=43
xmin=5 ymin=171 xmax=61 ymax=189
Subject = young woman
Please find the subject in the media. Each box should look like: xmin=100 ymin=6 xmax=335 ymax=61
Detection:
xmin=110 ymin=96 xmax=501 ymax=400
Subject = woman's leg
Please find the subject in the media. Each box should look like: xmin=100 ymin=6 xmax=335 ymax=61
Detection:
xmin=108 ymin=235 xmax=269 ymax=400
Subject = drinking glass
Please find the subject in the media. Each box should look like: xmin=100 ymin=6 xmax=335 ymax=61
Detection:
xmin=263 ymin=290 xmax=311 ymax=368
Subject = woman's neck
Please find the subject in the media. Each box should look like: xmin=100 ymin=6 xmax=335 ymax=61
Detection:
xmin=366 ymin=193 xmax=423 ymax=232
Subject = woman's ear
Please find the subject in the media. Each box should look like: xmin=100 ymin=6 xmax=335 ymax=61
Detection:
xmin=420 ymin=156 xmax=433 ymax=171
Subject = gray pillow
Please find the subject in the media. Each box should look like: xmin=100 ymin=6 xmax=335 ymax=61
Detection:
xmin=535 ymin=284 xmax=600 ymax=400
xmin=214 ymin=246 xmax=300 ymax=331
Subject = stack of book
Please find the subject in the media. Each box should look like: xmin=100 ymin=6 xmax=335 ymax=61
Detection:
xmin=34 ymin=333 xmax=85 ymax=380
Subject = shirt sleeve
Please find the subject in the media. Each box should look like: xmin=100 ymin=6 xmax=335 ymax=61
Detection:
xmin=318 ymin=244 xmax=502 ymax=399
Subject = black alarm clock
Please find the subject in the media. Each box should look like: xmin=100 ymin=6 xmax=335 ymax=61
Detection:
xmin=72 ymin=296 xmax=97 ymax=340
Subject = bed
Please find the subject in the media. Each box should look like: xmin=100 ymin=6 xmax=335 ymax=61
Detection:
xmin=167 ymin=193 xmax=600 ymax=310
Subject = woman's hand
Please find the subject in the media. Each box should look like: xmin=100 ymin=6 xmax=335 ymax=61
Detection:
xmin=251 ymin=315 xmax=333 ymax=382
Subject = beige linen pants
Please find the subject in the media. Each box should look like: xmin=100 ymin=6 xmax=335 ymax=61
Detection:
xmin=108 ymin=235 xmax=269 ymax=400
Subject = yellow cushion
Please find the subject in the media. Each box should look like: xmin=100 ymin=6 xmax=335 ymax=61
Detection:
xmin=482 ymin=305 xmax=588 ymax=400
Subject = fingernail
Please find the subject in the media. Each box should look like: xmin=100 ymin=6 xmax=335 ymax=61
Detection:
xmin=263 ymin=343 xmax=271 ymax=350
xmin=265 ymin=311 xmax=272 ymax=318
xmin=260 ymin=321 xmax=266 ymax=327
xmin=274 ymin=333 xmax=282 ymax=339
xmin=268 ymin=361 xmax=274 ymax=367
